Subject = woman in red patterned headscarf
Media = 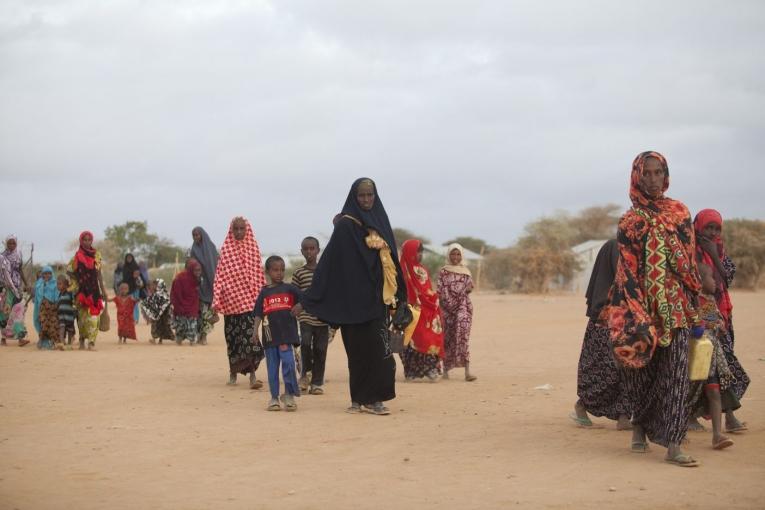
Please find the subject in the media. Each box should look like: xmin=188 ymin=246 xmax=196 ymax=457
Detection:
xmin=213 ymin=217 xmax=266 ymax=388
xmin=693 ymin=209 xmax=749 ymax=433
xmin=399 ymin=239 xmax=444 ymax=381
xmin=601 ymin=151 xmax=702 ymax=467
xmin=68 ymin=231 xmax=107 ymax=351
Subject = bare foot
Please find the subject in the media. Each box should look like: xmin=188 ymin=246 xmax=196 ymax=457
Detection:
xmin=688 ymin=417 xmax=706 ymax=432
xmin=227 ymin=374 xmax=237 ymax=386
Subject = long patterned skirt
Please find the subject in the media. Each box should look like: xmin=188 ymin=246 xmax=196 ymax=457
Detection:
xmin=77 ymin=306 xmax=99 ymax=344
xmin=197 ymin=301 xmax=216 ymax=338
xmin=224 ymin=312 xmax=264 ymax=375
xmin=340 ymin=316 xmax=396 ymax=405
xmin=576 ymin=320 xmax=631 ymax=420
xmin=400 ymin=345 xmax=440 ymax=379
xmin=0 ymin=290 xmax=27 ymax=340
xmin=151 ymin=308 xmax=175 ymax=340
xmin=174 ymin=315 xmax=199 ymax=343
xmin=442 ymin=301 xmax=472 ymax=371
xmin=623 ymin=329 xmax=690 ymax=448
xmin=723 ymin=322 xmax=749 ymax=401
xmin=38 ymin=300 xmax=61 ymax=348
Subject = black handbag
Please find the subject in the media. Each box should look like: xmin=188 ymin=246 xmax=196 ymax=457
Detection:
xmin=391 ymin=302 xmax=413 ymax=331
xmin=388 ymin=329 xmax=405 ymax=354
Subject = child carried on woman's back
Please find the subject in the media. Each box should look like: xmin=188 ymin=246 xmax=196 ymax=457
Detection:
xmin=141 ymin=278 xmax=175 ymax=344
xmin=33 ymin=266 xmax=62 ymax=350
xmin=253 ymin=256 xmax=302 ymax=412
xmin=108 ymin=282 xmax=139 ymax=344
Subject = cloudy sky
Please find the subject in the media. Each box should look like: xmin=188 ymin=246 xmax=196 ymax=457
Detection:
xmin=1 ymin=0 xmax=763 ymax=263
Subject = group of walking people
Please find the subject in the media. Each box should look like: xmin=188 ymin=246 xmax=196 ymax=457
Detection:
xmin=0 ymin=178 xmax=478 ymax=414
xmin=573 ymin=151 xmax=750 ymax=468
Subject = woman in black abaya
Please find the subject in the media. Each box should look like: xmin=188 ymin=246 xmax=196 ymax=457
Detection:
xmin=303 ymin=178 xmax=406 ymax=415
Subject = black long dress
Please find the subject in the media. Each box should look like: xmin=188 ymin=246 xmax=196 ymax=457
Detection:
xmin=303 ymin=178 xmax=406 ymax=405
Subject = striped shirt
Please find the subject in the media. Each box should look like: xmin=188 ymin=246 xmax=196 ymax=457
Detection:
xmin=57 ymin=292 xmax=76 ymax=325
xmin=291 ymin=265 xmax=326 ymax=327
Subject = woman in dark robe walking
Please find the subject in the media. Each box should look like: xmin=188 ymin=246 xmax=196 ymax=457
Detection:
xmin=190 ymin=227 xmax=220 ymax=345
xmin=303 ymin=178 xmax=406 ymax=415
xmin=571 ymin=239 xmax=632 ymax=429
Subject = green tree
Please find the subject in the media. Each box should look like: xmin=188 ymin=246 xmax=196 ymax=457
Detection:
xmin=149 ymin=237 xmax=186 ymax=268
xmin=104 ymin=221 xmax=158 ymax=260
xmin=569 ymin=204 xmax=621 ymax=245
xmin=393 ymin=228 xmax=430 ymax=249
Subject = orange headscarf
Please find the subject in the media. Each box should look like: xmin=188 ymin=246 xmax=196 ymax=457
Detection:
xmin=602 ymin=151 xmax=700 ymax=368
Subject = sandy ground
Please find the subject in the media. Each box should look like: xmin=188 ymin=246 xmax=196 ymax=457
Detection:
xmin=0 ymin=292 xmax=763 ymax=510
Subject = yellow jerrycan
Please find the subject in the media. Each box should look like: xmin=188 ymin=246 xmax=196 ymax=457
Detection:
xmin=688 ymin=330 xmax=714 ymax=381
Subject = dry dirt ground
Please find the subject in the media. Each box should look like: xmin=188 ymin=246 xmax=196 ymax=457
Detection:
xmin=1 ymin=292 xmax=763 ymax=509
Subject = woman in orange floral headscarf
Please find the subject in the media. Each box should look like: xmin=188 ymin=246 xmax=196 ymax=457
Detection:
xmin=399 ymin=239 xmax=444 ymax=381
xmin=601 ymin=151 xmax=703 ymax=467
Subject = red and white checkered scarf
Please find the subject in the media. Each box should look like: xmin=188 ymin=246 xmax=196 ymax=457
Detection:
xmin=212 ymin=218 xmax=265 ymax=315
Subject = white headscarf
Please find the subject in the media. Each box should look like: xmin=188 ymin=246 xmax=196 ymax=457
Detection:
xmin=442 ymin=243 xmax=472 ymax=277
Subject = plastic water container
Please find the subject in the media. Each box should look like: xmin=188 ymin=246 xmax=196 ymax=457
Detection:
xmin=688 ymin=331 xmax=714 ymax=381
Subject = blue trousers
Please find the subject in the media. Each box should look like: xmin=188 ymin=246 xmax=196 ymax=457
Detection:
xmin=265 ymin=345 xmax=300 ymax=399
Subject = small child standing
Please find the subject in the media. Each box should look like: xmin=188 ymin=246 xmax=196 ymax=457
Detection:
xmin=291 ymin=236 xmax=331 ymax=395
xmin=690 ymin=263 xmax=736 ymax=450
xmin=56 ymin=275 xmax=77 ymax=348
xmin=254 ymin=256 xmax=302 ymax=412
xmin=33 ymin=266 xmax=62 ymax=350
xmin=171 ymin=259 xmax=201 ymax=346
xmin=141 ymin=278 xmax=175 ymax=344
xmin=109 ymin=282 xmax=139 ymax=343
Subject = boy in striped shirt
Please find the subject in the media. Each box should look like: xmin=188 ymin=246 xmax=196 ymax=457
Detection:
xmin=291 ymin=237 xmax=330 ymax=395
xmin=56 ymin=275 xmax=77 ymax=348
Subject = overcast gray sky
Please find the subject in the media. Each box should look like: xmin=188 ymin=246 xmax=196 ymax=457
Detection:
xmin=1 ymin=0 xmax=764 ymax=263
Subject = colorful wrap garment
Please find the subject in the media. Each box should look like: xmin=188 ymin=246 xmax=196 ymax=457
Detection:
xmin=0 ymin=235 xmax=24 ymax=299
xmin=399 ymin=239 xmax=444 ymax=358
xmin=113 ymin=295 xmax=138 ymax=340
xmin=601 ymin=151 xmax=701 ymax=368
xmin=33 ymin=266 xmax=60 ymax=334
xmin=212 ymin=218 xmax=265 ymax=316
xmin=1 ymin=289 xmax=27 ymax=340
xmin=68 ymin=231 xmax=104 ymax=343
xmin=437 ymin=243 xmax=474 ymax=371
xmin=693 ymin=209 xmax=733 ymax=324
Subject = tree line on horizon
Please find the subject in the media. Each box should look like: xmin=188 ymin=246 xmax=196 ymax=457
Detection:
xmin=20 ymin=208 xmax=765 ymax=293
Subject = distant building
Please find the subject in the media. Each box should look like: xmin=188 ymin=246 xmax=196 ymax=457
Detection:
xmin=569 ymin=239 xmax=610 ymax=293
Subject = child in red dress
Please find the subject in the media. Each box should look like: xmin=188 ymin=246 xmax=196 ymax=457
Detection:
xmin=108 ymin=282 xmax=138 ymax=343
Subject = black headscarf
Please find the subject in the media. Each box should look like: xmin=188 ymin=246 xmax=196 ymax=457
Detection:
xmin=585 ymin=239 xmax=619 ymax=319
xmin=303 ymin=178 xmax=405 ymax=325
xmin=122 ymin=254 xmax=140 ymax=293
xmin=190 ymin=226 xmax=219 ymax=304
